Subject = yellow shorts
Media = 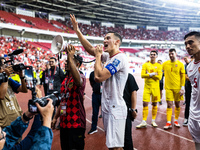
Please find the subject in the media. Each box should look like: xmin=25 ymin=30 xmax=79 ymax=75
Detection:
xmin=165 ymin=89 xmax=183 ymax=101
xmin=143 ymin=88 xmax=160 ymax=102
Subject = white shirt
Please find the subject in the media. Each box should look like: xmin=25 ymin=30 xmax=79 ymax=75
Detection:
xmin=101 ymin=52 xmax=129 ymax=119
xmin=187 ymin=60 xmax=200 ymax=121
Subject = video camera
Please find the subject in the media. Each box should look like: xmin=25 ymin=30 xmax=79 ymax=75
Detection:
xmin=25 ymin=66 xmax=60 ymax=113
xmin=5 ymin=49 xmax=26 ymax=72
xmin=0 ymin=72 xmax=8 ymax=84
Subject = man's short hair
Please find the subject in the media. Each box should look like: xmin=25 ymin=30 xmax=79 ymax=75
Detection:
xmin=169 ymin=48 xmax=176 ymax=53
xmin=157 ymin=59 xmax=162 ymax=62
xmin=184 ymin=31 xmax=200 ymax=40
xmin=107 ymin=31 xmax=122 ymax=46
xmin=49 ymin=57 xmax=57 ymax=62
xmin=150 ymin=50 xmax=158 ymax=55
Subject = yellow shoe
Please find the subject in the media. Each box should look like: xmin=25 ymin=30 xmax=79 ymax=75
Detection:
xmin=151 ymin=121 xmax=158 ymax=128
xmin=136 ymin=121 xmax=147 ymax=129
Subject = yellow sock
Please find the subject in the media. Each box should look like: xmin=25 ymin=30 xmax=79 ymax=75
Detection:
xmin=167 ymin=108 xmax=172 ymax=122
xmin=175 ymin=107 xmax=180 ymax=120
xmin=143 ymin=106 xmax=149 ymax=121
xmin=152 ymin=105 xmax=157 ymax=120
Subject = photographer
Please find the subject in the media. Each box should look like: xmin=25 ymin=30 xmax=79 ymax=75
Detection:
xmin=40 ymin=57 xmax=65 ymax=96
xmin=0 ymin=57 xmax=28 ymax=128
xmin=0 ymin=97 xmax=54 ymax=150
xmin=52 ymin=45 xmax=86 ymax=150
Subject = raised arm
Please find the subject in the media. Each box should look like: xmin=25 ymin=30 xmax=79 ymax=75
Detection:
xmin=94 ymin=45 xmax=111 ymax=83
xmin=70 ymin=14 xmax=96 ymax=56
xmin=66 ymin=45 xmax=83 ymax=86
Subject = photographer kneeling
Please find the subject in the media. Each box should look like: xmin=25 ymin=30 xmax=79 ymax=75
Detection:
xmin=0 ymin=98 xmax=54 ymax=150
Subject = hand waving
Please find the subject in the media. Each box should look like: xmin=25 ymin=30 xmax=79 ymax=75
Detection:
xmin=70 ymin=14 xmax=79 ymax=32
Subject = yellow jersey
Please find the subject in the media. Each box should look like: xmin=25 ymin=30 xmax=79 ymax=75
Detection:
xmin=162 ymin=60 xmax=185 ymax=89
xmin=141 ymin=62 xmax=162 ymax=89
xmin=10 ymin=74 xmax=20 ymax=83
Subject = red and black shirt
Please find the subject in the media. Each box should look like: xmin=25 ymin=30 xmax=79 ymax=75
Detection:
xmin=60 ymin=73 xmax=86 ymax=129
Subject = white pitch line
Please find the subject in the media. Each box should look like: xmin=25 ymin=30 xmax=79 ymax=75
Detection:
xmin=85 ymin=95 xmax=105 ymax=132
xmin=86 ymin=119 xmax=105 ymax=132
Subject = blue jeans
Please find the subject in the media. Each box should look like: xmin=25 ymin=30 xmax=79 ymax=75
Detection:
xmin=91 ymin=93 xmax=101 ymax=130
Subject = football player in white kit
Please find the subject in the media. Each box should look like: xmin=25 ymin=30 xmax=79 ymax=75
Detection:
xmin=70 ymin=14 xmax=129 ymax=150
xmin=184 ymin=31 xmax=200 ymax=150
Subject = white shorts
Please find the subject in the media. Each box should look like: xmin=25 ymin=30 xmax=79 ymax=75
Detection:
xmin=102 ymin=112 xmax=126 ymax=148
xmin=188 ymin=118 xmax=200 ymax=143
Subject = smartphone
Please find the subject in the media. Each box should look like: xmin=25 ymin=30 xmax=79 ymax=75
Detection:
xmin=24 ymin=66 xmax=34 ymax=89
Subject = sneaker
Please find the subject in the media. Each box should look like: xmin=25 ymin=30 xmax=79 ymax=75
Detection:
xmin=136 ymin=121 xmax=147 ymax=129
xmin=159 ymin=100 xmax=162 ymax=105
xmin=163 ymin=123 xmax=172 ymax=130
xmin=99 ymin=114 xmax=102 ymax=118
xmin=183 ymin=119 xmax=188 ymax=127
xmin=151 ymin=121 xmax=158 ymax=128
xmin=88 ymin=129 xmax=98 ymax=135
xmin=174 ymin=121 xmax=181 ymax=128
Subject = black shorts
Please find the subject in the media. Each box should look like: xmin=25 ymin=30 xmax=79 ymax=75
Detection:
xmin=60 ymin=127 xmax=85 ymax=150
xmin=160 ymin=82 xmax=163 ymax=91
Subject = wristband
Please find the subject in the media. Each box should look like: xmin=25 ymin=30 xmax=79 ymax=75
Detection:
xmin=149 ymin=72 xmax=156 ymax=77
xmin=181 ymin=86 xmax=184 ymax=90
xmin=23 ymin=113 xmax=33 ymax=121
xmin=20 ymin=76 xmax=25 ymax=79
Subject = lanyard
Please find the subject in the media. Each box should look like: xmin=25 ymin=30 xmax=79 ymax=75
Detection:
xmin=45 ymin=66 xmax=57 ymax=79
xmin=64 ymin=76 xmax=73 ymax=98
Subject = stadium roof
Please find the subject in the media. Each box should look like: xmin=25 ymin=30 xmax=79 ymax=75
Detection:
xmin=2 ymin=0 xmax=200 ymax=27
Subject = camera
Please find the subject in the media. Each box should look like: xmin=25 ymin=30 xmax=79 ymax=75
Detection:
xmin=12 ymin=63 xmax=26 ymax=72
xmin=28 ymin=91 xmax=60 ymax=113
xmin=4 ymin=49 xmax=26 ymax=72
xmin=0 ymin=72 xmax=8 ymax=83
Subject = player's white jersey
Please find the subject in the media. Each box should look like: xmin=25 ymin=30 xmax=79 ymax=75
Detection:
xmin=101 ymin=52 xmax=129 ymax=119
xmin=187 ymin=60 xmax=200 ymax=121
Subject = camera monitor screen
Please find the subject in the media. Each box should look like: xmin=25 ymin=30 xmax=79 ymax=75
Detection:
xmin=24 ymin=67 xmax=34 ymax=89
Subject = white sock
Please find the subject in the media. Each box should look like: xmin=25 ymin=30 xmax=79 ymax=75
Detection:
xmin=167 ymin=121 xmax=171 ymax=123
xmin=142 ymin=120 xmax=146 ymax=123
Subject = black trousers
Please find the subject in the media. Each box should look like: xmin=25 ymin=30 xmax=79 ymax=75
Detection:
xmin=185 ymin=84 xmax=192 ymax=119
xmin=124 ymin=115 xmax=134 ymax=150
xmin=60 ymin=128 xmax=85 ymax=150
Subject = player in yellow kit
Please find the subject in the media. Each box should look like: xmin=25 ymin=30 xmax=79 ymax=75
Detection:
xmin=136 ymin=51 xmax=162 ymax=128
xmin=162 ymin=48 xmax=185 ymax=130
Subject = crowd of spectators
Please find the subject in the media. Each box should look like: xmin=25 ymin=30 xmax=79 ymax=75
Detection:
xmin=65 ymin=19 xmax=188 ymax=41
xmin=0 ymin=10 xmax=190 ymax=41
xmin=0 ymin=36 xmax=57 ymax=70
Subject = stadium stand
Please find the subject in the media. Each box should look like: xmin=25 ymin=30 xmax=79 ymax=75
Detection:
xmin=0 ymin=10 xmax=189 ymax=41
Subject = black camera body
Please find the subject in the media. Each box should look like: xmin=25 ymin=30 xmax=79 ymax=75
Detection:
xmin=28 ymin=92 xmax=60 ymax=113
xmin=0 ymin=72 xmax=8 ymax=83
xmin=12 ymin=63 xmax=26 ymax=72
